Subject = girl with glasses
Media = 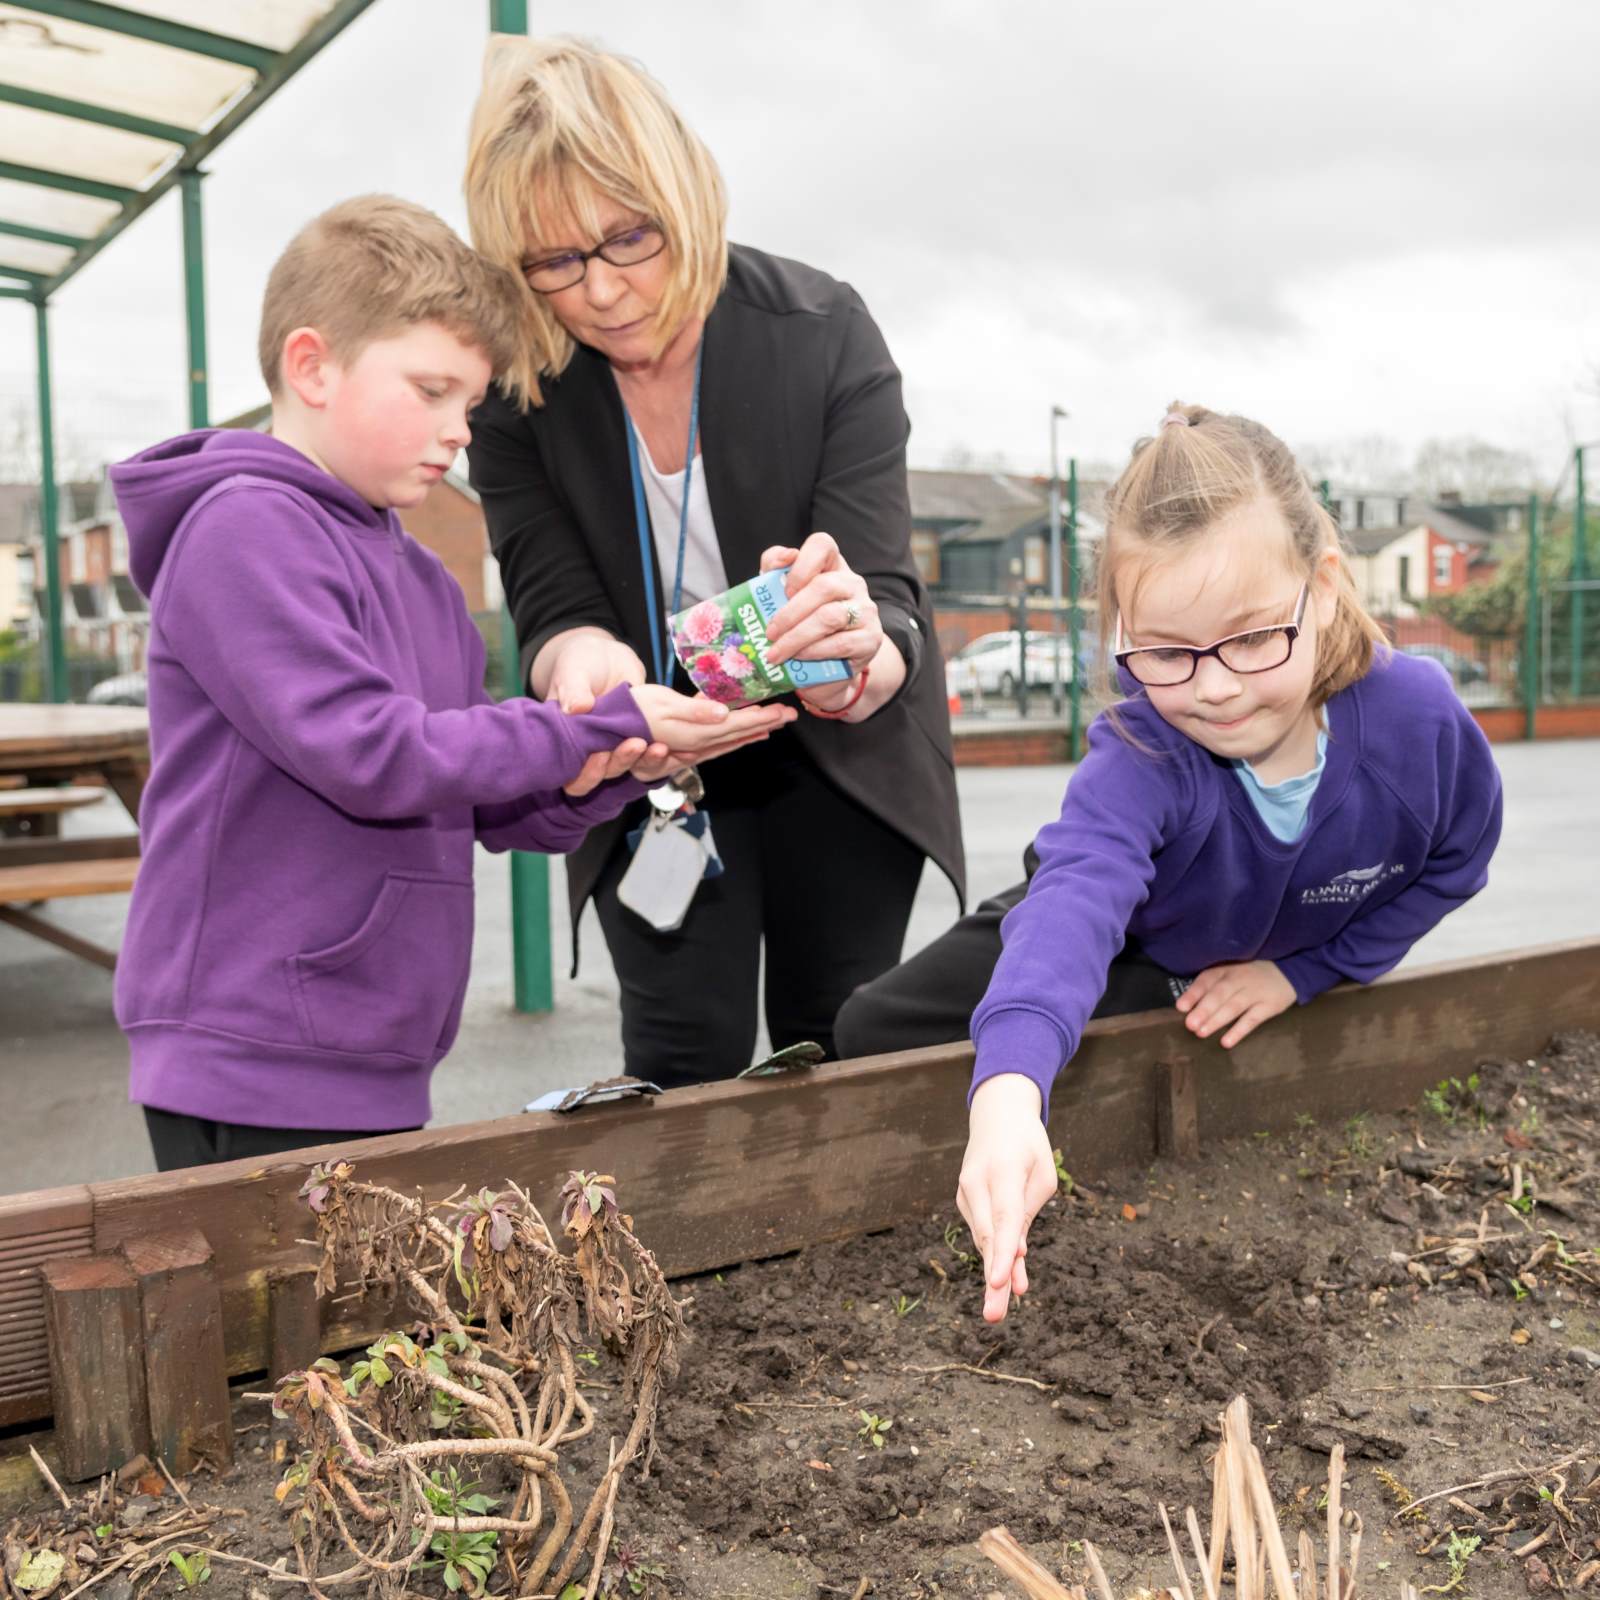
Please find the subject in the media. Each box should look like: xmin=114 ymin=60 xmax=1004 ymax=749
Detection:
xmin=846 ymin=403 xmax=1502 ymax=1322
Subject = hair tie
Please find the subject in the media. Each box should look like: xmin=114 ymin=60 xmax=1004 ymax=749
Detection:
xmin=1161 ymin=411 xmax=1190 ymax=429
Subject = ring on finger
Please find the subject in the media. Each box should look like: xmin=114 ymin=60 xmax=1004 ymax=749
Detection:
xmin=842 ymin=600 xmax=863 ymax=630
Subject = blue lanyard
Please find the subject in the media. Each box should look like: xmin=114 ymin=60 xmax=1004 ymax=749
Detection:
xmin=624 ymin=344 xmax=703 ymax=685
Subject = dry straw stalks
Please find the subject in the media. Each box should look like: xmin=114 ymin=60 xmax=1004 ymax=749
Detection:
xmin=271 ymin=1164 xmax=685 ymax=1598
xmin=980 ymin=1395 xmax=1423 ymax=1600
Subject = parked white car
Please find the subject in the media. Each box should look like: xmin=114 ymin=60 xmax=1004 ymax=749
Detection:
xmin=944 ymin=630 xmax=1077 ymax=699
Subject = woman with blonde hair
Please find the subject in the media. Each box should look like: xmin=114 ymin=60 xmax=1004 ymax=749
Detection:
xmin=464 ymin=36 xmax=963 ymax=1087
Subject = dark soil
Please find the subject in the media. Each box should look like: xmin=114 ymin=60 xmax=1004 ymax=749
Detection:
xmin=7 ymin=1032 xmax=1600 ymax=1600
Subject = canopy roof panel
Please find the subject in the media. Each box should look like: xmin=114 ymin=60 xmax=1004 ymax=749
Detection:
xmin=105 ymin=1 xmax=344 ymax=53
xmin=0 ymin=5 xmax=256 ymax=128
xmin=0 ymin=0 xmax=377 ymax=299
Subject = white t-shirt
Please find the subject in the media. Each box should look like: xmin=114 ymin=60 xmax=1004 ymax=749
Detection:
xmin=629 ymin=419 xmax=729 ymax=613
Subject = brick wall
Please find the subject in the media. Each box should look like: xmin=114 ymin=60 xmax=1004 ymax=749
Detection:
xmin=398 ymin=483 xmax=487 ymax=611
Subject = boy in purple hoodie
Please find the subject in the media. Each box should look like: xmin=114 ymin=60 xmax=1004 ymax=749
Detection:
xmin=111 ymin=196 xmax=792 ymax=1170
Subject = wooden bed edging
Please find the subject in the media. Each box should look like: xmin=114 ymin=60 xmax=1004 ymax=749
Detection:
xmin=1 ymin=936 xmax=1596 ymax=1444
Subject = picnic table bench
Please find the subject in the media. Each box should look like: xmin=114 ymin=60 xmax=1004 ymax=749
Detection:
xmin=0 ymin=786 xmax=107 ymax=828
xmin=0 ymin=706 xmax=149 ymax=971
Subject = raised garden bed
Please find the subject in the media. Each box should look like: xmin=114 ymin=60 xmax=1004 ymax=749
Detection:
xmin=4 ymin=1030 xmax=1598 ymax=1599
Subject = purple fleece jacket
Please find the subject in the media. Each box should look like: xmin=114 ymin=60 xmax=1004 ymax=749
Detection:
xmin=111 ymin=430 xmax=651 ymax=1130
xmin=971 ymin=651 xmax=1503 ymax=1117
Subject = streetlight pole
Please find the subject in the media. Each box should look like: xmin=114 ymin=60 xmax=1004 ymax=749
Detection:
xmin=1572 ymin=443 xmax=1588 ymax=699
xmin=1048 ymin=405 xmax=1068 ymax=719
xmin=1067 ymin=456 xmax=1082 ymax=762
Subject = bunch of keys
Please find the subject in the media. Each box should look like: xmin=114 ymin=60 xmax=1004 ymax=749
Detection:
xmin=619 ymin=766 xmax=719 ymax=932
xmin=646 ymin=765 xmax=705 ymax=821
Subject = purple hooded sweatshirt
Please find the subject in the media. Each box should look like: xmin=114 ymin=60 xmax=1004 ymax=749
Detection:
xmin=111 ymin=430 xmax=651 ymax=1130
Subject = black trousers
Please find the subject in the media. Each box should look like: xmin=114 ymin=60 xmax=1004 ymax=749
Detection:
xmin=833 ymin=845 xmax=1183 ymax=1059
xmin=143 ymin=1108 xmax=420 ymax=1173
xmin=592 ymin=737 xmax=925 ymax=1089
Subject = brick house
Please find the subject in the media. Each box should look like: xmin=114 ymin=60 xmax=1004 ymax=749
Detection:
xmin=1341 ymin=496 xmax=1500 ymax=619
xmin=907 ymin=468 xmax=1106 ymax=655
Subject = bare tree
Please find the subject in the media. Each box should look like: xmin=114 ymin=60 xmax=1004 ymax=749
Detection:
xmin=1411 ymin=435 xmax=1535 ymax=501
xmin=1296 ymin=432 xmax=1411 ymax=490
xmin=0 ymin=400 xmax=100 ymax=483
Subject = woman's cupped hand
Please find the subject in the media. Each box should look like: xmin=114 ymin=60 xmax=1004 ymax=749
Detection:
xmin=563 ymin=686 xmax=795 ymax=796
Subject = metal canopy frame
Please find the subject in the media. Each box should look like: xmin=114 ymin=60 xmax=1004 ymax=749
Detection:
xmin=5 ymin=0 xmax=554 ymax=1013
xmin=2 ymin=0 xmax=381 ymax=702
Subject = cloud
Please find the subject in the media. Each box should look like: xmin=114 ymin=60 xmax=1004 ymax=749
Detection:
xmin=4 ymin=0 xmax=1599 ymax=477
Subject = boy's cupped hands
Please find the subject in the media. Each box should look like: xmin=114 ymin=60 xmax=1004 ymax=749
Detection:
xmin=562 ymin=684 xmax=796 ymax=796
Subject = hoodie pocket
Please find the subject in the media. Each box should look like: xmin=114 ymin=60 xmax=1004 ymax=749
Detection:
xmin=287 ymin=872 xmax=473 ymax=1062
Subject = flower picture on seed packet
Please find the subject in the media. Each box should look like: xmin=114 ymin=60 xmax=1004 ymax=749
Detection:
xmin=670 ymin=568 xmax=854 ymax=706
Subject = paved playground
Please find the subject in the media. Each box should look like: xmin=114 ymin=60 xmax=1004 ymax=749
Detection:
xmin=3 ymin=737 xmax=1596 ymax=1195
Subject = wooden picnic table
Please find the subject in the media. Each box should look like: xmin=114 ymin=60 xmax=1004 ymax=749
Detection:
xmin=0 ymin=705 xmax=149 ymax=969
xmin=0 ymin=704 xmax=150 ymax=823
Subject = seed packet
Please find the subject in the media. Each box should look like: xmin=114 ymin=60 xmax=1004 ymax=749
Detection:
xmin=669 ymin=568 xmax=853 ymax=705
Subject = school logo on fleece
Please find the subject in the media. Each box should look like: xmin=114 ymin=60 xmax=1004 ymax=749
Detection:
xmin=1300 ymin=861 xmax=1406 ymax=905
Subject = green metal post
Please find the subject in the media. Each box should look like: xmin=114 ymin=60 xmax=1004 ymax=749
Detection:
xmin=180 ymin=169 xmax=209 ymax=428
xmin=487 ymin=0 xmax=549 ymax=1014
xmin=489 ymin=0 xmax=527 ymax=29
xmin=1523 ymin=495 xmax=1540 ymax=740
xmin=1066 ymin=457 xmax=1082 ymax=762
xmin=500 ymin=605 xmax=554 ymax=1014
xmin=34 ymin=298 xmax=67 ymax=703
xmin=1572 ymin=445 xmax=1587 ymax=699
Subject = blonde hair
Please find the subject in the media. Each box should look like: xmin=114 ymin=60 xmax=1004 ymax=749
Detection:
xmin=1098 ymin=401 xmax=1386 ymax=710
xmin=258 ymin=195 xmax=523 ymax=395
xmin=463 ymin=34 xmax=729 ymax=409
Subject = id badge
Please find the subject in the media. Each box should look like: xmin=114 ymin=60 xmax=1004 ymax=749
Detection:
xmin=617 ymin=816 xmax=708 ymax=933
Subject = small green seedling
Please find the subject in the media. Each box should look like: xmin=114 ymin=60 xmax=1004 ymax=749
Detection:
xmin=1345 ymin=1114 xmax=1377 ymax=1160
xmin=576 ymin=1348 xmax=600 ymax=1367
xmin=94 ymin=1524 xmax=113 ymax=1541
xmin=1422 ymin=1073 xmax=1481 ymax=1125
xmin=943 ymin=1222 xmax=979 ymax=1273
xmin=415 ymin=1469 xmax=500 ymax=1594
xmin=1423 ymin=1528 xmax=1480 ymax=1594
xmin=893 ymin=1293 xmax=921 ymax=1318
xmin=857 ymin=1410 xmax=892 ymax=1449
xmin=1052 ymin=1148 xmax=1075 ymax=1192
xmin=168 ymin=1550 xmax=211 ymax=1589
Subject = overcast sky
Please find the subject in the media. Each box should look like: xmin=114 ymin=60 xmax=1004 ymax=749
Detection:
xmin=4 ymin=0 xmax=1599 ymax=484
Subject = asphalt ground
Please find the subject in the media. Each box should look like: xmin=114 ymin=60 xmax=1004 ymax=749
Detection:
xmin=2 ymin=737 xmax=1594 ymax=1193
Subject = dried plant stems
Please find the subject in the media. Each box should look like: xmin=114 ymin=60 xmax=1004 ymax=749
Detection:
xmin=975 ymin=1526 xmax=1075 ymax=1598
xmin=981 ymin=1394 xmax=1392 ymax=1600
xmin=271 ymin=1164 xmax=686 ymax=1600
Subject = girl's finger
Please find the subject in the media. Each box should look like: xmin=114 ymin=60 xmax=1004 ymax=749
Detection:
xmin=759 ymin=544 xmax=800 ymax=575
xmin=956 ymin=1176 xmax=992 ymax=1273
xmin=983 ymin=1277 xmax=1013 ymax=1323
xmin=1221 ymin=1003 xmax=1267 ymax=1049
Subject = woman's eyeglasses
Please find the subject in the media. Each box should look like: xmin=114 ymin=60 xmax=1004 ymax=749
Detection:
xmin=1114 ymin=582 xmax=1309 ymax=687
xmin=520 ymin=222 xmax=666 ymax=294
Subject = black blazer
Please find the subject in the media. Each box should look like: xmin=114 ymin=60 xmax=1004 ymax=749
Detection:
xmin=468 ymin=243 xmax=966 ymax=924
